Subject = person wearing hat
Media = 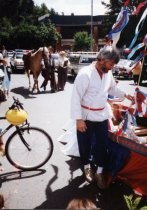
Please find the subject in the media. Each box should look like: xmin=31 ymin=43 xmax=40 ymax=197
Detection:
xmin=71 ymin=47 xmax=134 ymax=189
xmin=57 ymin=51 xmax=69 ymax=91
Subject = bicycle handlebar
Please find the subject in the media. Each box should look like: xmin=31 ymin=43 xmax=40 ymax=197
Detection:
xmin=9 ymin=97 xmax=24 ymax=110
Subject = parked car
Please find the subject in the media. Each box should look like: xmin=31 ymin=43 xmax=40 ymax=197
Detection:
xmin=10 ymin=51 xmax=24 ymax=73
xmin=112 ymin=58 xmax=133 ymax=79
xmin=7 ymin=50 xmax=14 ymax=58
xmin=68 ymin=53 xmax=97 ymax=78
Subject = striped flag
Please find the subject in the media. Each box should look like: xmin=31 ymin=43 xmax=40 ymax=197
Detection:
xmin=108 ymin=6 xmax=129 ymax=47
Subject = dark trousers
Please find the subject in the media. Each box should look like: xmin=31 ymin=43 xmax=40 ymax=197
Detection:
xmin=77 ymin=120 xmax=109 ymax=168
xmin=58 ymin=67 xmax=67 ymax=90
xmin=133 ymin=75 xmax=139 ymax=84
xmin=50 ymin=67 xmax=57 ymax=91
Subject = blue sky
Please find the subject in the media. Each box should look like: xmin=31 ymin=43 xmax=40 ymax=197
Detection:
xmin=33 ymin=0 xmax=109 ymax=15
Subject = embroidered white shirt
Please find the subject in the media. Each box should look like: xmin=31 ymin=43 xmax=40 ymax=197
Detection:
xmin=71 ymin=64 xmax=125 ymax=122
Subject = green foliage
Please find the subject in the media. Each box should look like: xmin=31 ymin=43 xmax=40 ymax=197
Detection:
xmin=36 ymin=22 xmax=61 ymax=47
xmin=73 ymin=31 xmax=92 ymax=51
xmin=33 ymin=3 xmax=50 ymax=18
xmin=124 ymin=194 xmax=147 ymax=210
xmin=0 ymin=0 xmax=60 ymax=49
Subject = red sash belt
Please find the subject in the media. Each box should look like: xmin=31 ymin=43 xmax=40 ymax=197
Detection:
xmin=81 ymin=105 xmax=105 ymax=111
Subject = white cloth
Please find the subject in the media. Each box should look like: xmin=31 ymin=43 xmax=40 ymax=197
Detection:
xmin=71 ymin=64 xmax=125 ymax=122
xmin=58 ymin=56 xmax=68 ymax=67
xmin=3 ymin=66 xmax=10 ymax=90
xmin=0 ymin=53 xmax=3 ymax=60
xmin=0 ymin=69 xmax=5 ymax=77
xmin=58 ymin=120 xmax=80 ymax=157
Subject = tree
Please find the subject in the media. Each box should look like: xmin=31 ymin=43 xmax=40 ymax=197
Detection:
xmin=0 ymin=0 xmax=35 ymax=25
xmin=73 ymin=31 xmax=92 ymax=51
xmin=0 ymin=0 xmax=61 ymax=49
xmin=9 ymin=24 xmax=38 ymax=49
xmin=36 ymin=22 xmax=61 ymax=47
xmin=7 ymin=21 xmax=61 ymax=49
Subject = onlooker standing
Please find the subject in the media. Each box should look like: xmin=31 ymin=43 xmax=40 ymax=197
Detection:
xmin=1 ymin=45 xmax=8 ymax=58
xmin=40 ymin=46 xmax=57 ymax=92
xmin=71 ymin=47 xmax=134 ymax=189
xmin=132 ymin=61 xmax=142 ymax=85
xmin=57 ymin=51 xmax=69 ymax=91
xmin=0 ymin=54 xmax=11 ymax=99
xmin=48 ymin=46 xmax=57 ymax=93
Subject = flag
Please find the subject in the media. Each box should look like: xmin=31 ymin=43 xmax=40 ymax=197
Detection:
xmin=132 ymin=1 xmax=147 ymax=15
xmin=129 ymin=7 xmax=147 ymax=49
xmin=128 ymin=34 xmax=147 ymax=69
xmin=108 ymin=6 xmax=129 ymax=47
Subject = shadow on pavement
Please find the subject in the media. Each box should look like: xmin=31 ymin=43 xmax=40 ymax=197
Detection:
xmin=35 ymin=161 xmax=134 ymax=210
xmin=11 ymin=87 xmax=37 ymax=99
xmin=10 ymin=86 xmax=62 ymax=98
xmin=0 ymin=169 xmax=46 ymax=188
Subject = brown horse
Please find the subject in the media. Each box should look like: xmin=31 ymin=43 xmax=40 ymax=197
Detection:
xmin=23 ymin=47 xmax=49 ymax=93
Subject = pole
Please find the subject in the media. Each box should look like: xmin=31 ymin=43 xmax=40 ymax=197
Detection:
xmin=90 ymin=0 xmax=93 ymax=51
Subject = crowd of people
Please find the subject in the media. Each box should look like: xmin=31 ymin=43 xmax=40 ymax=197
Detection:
xmin=41 ymin=46 xmax=69 ymax=93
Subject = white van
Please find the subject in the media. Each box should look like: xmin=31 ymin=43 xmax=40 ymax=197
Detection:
xmin=68 ymin=53 xmax=97 ymax=78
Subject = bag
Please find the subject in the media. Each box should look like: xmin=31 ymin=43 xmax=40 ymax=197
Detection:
xmin=0 ymin=89 xmax=6 ymax=102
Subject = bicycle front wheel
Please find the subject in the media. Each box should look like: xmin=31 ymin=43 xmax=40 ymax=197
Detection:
xmin=5 ymin=126 xmax=53 ymax=170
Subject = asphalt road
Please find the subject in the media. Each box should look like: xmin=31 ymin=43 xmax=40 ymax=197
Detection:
xmin=0 ymin=73 xmax=147 ymax=209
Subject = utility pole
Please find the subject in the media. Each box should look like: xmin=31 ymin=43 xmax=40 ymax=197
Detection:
xmin=90 ymin=0 xmax=93 ymax=51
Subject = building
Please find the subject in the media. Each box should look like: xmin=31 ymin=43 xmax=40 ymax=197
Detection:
xmin=39 ymin=14 xmax=107 ymax=51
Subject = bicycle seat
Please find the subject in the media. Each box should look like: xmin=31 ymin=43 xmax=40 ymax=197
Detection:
xmin=5 ymin=108 xmax=28 ymax=125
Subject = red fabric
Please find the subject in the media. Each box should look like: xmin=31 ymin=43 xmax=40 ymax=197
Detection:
xmin=133 ymin=2 xmax=146 ymax=15
xmin=81 ymin=104 xmax=104 ymax=111
xmin=117 ymin=151 xmax=147 ymax=196
xmin=135 ymin=88 xmax=146 ymax=114
xmin=123 ymin=0 xmax=130 ymax=6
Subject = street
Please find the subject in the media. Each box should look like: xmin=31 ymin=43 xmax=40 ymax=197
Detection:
xmin=0 ymin=73 xmax=147 ymax=209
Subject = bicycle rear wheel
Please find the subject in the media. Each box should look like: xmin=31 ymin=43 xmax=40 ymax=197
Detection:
xmin=5 ymin=126 xmax=53 ymax=170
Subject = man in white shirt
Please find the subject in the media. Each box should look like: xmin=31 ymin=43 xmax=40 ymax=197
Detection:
xmin=71 ymin=47 xmax=134 ymax=189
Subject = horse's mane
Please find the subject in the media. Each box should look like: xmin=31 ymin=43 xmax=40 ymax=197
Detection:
xmin=32 ymin=47 xmax=49 ymax=56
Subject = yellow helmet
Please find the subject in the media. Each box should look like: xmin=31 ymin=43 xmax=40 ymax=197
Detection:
xmin=5 ymin=108 xmax=28 ymax=125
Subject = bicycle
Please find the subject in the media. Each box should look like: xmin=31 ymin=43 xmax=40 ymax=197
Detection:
xmin=0 ymin=97 xmax=53 ymax=171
